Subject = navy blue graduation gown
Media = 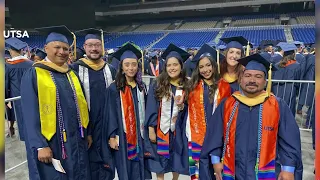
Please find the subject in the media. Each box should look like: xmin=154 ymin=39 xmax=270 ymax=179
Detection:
xmin=298 ymin=55 xmax=315 ymax=107
xmin=200 ymin=97 xmax=303 ymax=180
xmin=104 ymin=83 xmax=151 ymax=180
xmin=145 ymin=59 xmax=164 ymax=77
xmin=295 ymin=53 xmax=306 ymax=80
xmin=144 ymin=83 xmax=187 ymax=174
xmin=175 ymin=82 xmax=218 ymax=178
xmin=229 ymin=81 xmax=240 ymax=93
xmin=184 ymin=58 xmax=196 ymax=77
xmin=272 ymin=62 xmax=301 ymax=115
xmin=71 ymin=61 xmax=116 ymax=180
xmin=21 ymin=66 xmax=91 ymax=180
xmin=5 ymin=60 xmax=33 ymax=140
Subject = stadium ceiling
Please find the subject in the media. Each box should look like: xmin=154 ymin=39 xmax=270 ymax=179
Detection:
xmin=95 ymin=0 xmax=313 ymax=16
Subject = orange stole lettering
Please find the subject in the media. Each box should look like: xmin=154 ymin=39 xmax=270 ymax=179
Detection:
xmin=120 ymin=86 xmax=138 ymax=160
xmin=222 ymin=94 xmax=280 ymax=178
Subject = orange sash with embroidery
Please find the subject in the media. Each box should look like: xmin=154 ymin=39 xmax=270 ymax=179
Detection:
xmin=222 ymin=93 xmax=280 ymax=179
xmin=120 ymin=86 xmax=139 ymax=161
xmin=6 ymin=59 xmax=27 ymax=64
xmin=188 ymin=79 xmax=231 ymax=161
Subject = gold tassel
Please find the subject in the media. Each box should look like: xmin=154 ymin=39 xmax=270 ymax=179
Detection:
xmin=140 ymin=50 xmax=144 ymax=75
xmin=71 ymin=32 xmax=77 ymax=60
xmin=266 ymin=63 xmax=272 ymax=96
xmin=101 ymin=29 xmax=105 ymax=57
xmin=63 ymin=129 xmax=67 ymax=142
xmin=217 ymin=49 xmax=220 ymax=74
xmin=246 ymin=41 xmax=250 ymax=57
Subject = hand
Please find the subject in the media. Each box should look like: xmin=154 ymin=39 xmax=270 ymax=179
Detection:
xmin=38 ymin=147 xmax=53 ymax=163
xmin=87 ymin=135 xmax=93 ymax=149
xmin=174 ymin=94 xmax=184 ymax=105
xmin=213 ymin=163 xmax=223 ymax=180
xmin=109 ymin=138 xmax=119 ymax=150
xmin=172 ymin=116 xmax=178 ymax=124
xmin=148 ymin=127 xmax=157 ymax=143
xmin=278 ymin=171 xmax=294 ymax=180
xmin=7 ymin=102 xmax=12 ymax=109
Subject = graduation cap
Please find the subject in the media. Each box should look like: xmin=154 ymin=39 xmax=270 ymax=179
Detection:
xmin=76 ymin=28 xmax=102 ymax=41
xmin=217 ymin=45 xmax=226 ymax=51
xmin=207 ymin=41 xmax=216 ymax=48
xmin=5 ymin=38 xmax=27 ymax=51
xmin=192 ymin=43 xmax=225 ymax=73
xmin=35 ymin=48 xmax=47 ymax=59
xmin=112 ymin=42 xmax=142 ymax=61
xmin=260 ymin=40 xmax=278 ymax=48
xmin=4 ymin=49 xmax=11 ymax=59
xmin=276 ymin=43 xmax=297 ymax=56
xmin=161 ymin=43 xmax=190 ymax=63
xmin=237 ymin=53 xmax=277 ymax=96
xmin=149 ymin=51 xmax=158 ymax=58
xmin=35 ymin=25 xmax=74 ymax=45
xmin=220 ymin=36 xmax=252 ymax=56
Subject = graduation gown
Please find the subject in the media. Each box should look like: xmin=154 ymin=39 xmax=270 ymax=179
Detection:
xmin=295 ymin=53 xmax=306 ymax=80
xmin=184 ymin=58 xmax=196 ymax=77
xmin=200 ymin=95 xmax=303 ymax=180
xmin=110 ymin=57 xmax=120 ymax=70
xmin=144 ymin=83 xmax=187 ymax=174
xmin=272 ymin=61 xmax=301 ymax=115
xmin=104 ymin=83 xmax=151 ymax=180
xmin=21 ymin=63 xmax=91 ymax=180
xmin=175 ymin=80 xmax=231 ymax=178
xmin=298 ymin=55 xmax=315 ymax=107
xmin=5 ymin=58 xmax=33 ymax=140
xmin=70 ymin=60 xmax=116 ymax=180
xmin=271 ymin=54 xmax=283 ymax=64
xmin=145 ymin=59 xmax=164 ymax=77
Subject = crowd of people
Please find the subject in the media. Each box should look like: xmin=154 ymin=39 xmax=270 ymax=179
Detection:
xmin=4 ymin=25 xmax=315 ymax=180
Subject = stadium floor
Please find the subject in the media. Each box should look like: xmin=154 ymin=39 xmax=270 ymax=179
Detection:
xmin=5 ymin=113 xmax=315 ymax=180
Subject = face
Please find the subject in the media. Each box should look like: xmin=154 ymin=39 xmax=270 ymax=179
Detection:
xmin=198 ymin=57 xmax=213 ymax=80
xmin=34 ymin=55 xmax=42 ymax=62
xmin=84 ymin=39 xmax=102 ymax=60
xmin=45 ymin=41 xmax=70 ymax=65
xmin=240 ymin=70 xmax=266 ymax=95
xmin=166 ymin=57 xmax=182 ymax=79
xmin=226 ymin=48 xmax=241 ymax=67
xmin=122 ymin=58 xmax=138 ymax=78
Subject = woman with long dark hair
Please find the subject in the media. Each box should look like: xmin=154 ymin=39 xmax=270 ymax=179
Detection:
xmin=272 ymin=43 xmax=301 ymax=115
xmin=104 ymin=43 xmax=151 ymax=180
xmin=144 ymin=44 xmax=189 ymax=180
xmin=175 ymin=44 xmax=232 ymax=179
xmin=219 ymin=36 xmax=251 ymax=92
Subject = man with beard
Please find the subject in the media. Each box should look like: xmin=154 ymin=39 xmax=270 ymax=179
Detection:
xmin=71 ymin=28 xmax=116 ymax=180
xmin=201 ymin=53 xmax=303 ymax=180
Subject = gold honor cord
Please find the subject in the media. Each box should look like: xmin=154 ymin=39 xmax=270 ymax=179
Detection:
xmin=101 ymin=29 xmax=105 ymax=57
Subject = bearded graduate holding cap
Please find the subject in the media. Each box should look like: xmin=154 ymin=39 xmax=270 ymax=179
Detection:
xmin=200 ymin=53 xmax=303 ymax=180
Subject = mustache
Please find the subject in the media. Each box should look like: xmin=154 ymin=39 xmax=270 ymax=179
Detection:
xmin=246 ymin=82 xmax=258 ymax=87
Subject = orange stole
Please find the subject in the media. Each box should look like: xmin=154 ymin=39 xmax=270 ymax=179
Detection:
xmin=6 ymin=59 xmax=27 ymax=65
xmin=222 ymin=94 xmax=280 ymax=179
xmin=120 ymin=86 xmax=138 ymax=161
xmin=284 ymin=60 xmax=297 ymax=67
xmin=156 ymin=102 xmax=170 ymax=158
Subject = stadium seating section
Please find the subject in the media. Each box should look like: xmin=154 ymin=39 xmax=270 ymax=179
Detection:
xmin=8 ymin=12 xmax=315 ymax=49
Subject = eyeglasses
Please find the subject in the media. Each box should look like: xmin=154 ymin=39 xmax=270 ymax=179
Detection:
xmin=85 ymin=44 xmax=102 ymax=48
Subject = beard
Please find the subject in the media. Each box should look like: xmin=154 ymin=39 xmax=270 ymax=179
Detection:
xmin=87 ymin=53 xmax=102 ymax=61
xmin=240 ymin=83 xmax=264 ymax=95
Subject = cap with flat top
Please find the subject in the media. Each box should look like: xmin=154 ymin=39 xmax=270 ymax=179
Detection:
xmin=75 ymin=28 xmax=102 ymax=41
xmin=220 ymin=36 xmax=252 ymax=50
xmin=112 ymin=42 xmax=142 ymax=61
xmin=5 ymin=38 xmax=27 ymax=51
xmin=276 ymin=43 xmax=297 ymax=55
xmin=35 ymin=25 xmax=73 ymax=45
xmin=35 ymin=48 xmax=47 ymax=59
xmin=161 ymin=43 xmax=190 ymax=63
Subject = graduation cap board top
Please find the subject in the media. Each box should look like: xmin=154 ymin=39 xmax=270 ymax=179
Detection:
xmin=5 ymin=37 xmax=28 ymax=51
xmin=112 ymin=42 xmax=142 ymax=61
xmin=35 ymin=48 xmax=47 ymax=59
xmin=75 ymin=28 xmax=102 ymax=41
xmin=220 ymin=36 xmax=252 ymax=49
xmin=35 ymin=25 xmax=74 ymax=45
xmin=192 ymin=43 xmax=225 ymax=62
xmin=276 ymin=43 xmax=297 ymax=53
xmin=161 ymin=43 xmax=190 ymax=63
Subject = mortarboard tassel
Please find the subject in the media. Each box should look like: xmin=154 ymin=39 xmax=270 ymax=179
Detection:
xmin=71 ymin=32 xmax=77 ymax=60
xmin=101 ymin=29 xmax=105 ymax=57
xmin=246 ymin=41 xmax=250 ymax=57
xmin=140 ymin=50 xmax=144 ymax=75
xmin=266 ymin=63 xmax=272 ymax=96
xmin=217 ymin=49 xmax=220 ymax=74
